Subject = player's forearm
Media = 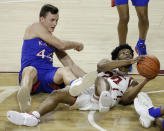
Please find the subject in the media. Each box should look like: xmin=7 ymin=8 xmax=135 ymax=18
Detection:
xmin=71 ymin=64 xmax=86 ymax=77
xmin=60 ymin=40 xmax=79 ymax=50
xmin=97 ymin=59 xmax=134 ymax=72
xmin=121 ymin=79 xmax=149 ymax=104
xmin=58 ymin=53 xmax=86 ymax=77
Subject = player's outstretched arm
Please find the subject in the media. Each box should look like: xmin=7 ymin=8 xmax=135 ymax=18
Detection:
xmin=29 ymin=23 xmax=84 ymax=51
xmin=54 ymin=49 xmax=86 ymax=77
xmin=97 ymin=56 xmax=145 ymax=72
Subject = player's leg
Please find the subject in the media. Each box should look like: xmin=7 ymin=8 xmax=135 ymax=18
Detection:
xmin=18 ymin=66 xmax=38 ymax=112
xmin=53 ymin=66 xmax=77 ymax=85
xmin=95 ymin=77 xmax=113 ymax=112
xmin=94 ymin=76 xmax=110 ymax=96
xmin=149 ymin=106 xmax=164 ymax=129
xmin=134 ymin=92 xmax=156 ymax=128
xmin=69 ymin=71 xmax=98 ymax=96
xmin=115 ymin=0 xmax=129 ymax=45
xmin=133 ymin=0 xmax=149 ymax=55
xmin=37 ymin=88 xmax=74 ymax=116
xmin=7 ymin=88 xmax=75 ymax=126
xmin=155 ymin=117 xmax=164 ymax=130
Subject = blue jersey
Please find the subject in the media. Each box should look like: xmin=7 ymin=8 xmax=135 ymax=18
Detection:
xmin=19 ymin=38 xmax=65 ymax=94
xmin=21 ymin=38 xmax=54 ymax=70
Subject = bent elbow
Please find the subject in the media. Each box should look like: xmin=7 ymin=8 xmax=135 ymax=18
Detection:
xmin=97 ymin=63 xmax=105 ymax=72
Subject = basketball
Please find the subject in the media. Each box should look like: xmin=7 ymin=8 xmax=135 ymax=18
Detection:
xmin=137 ymin=55 xmax=160 ymax=78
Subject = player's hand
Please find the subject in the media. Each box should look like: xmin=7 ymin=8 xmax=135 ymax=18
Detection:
xmin=133 ymin=56 xmax=145 ymax=64
xmin=74 ymin=42 xmax=84 ymax=51
xmin=145 ymin=75 xmax=157 ymax=82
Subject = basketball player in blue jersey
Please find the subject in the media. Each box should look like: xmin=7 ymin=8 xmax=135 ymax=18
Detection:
xmin=17 ymin=4 xmax=86 ymax=112
xmin=114 ymin=0 xmax=149 ymax=55
xmin=134 ymin=92 xmax=164 ymax=130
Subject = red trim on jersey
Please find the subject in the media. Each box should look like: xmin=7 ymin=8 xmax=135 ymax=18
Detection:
xmin=70 ymin=97 xmax=77 ymax=106
xmin=49 ymin=83 xmax=61 ymax=90
xmin=32 ymin=81 xmax=41 ymax=93
xmin=128 ymin=77 xmax=133 ymax=87
xmin=111 ymin=0 xmax=116 ymax=7
xmin=112 ymin=88 xmax=119 ymax=91
xmin=117 ymin=96 xmax=122 ymax=98
xmin=102 ymin=75 xmax=109 ymax=79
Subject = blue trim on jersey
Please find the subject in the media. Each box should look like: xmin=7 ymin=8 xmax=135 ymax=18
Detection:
xmin=115 ymin=0 xmax=149 ymax=6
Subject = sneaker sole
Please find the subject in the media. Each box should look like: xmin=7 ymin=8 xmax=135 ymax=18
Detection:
xmin=17 ymin=87 xmax=31 ymax=112
xmin=69 ymin=71 xmax=98 ymax=96
xmin=7 ymin=111 xmax=38 ymax=126
xmin=7 ymin=111 xmax=25 ymax=125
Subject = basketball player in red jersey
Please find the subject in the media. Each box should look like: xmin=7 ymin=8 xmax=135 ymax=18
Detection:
xmin=7 ymin=44 xmax=155 ymax=127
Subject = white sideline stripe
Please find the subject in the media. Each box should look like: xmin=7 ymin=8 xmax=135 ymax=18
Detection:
xmin=88 ymin=111 xmax=107 ymax=131
xmin=0 ymin=0 xmax=42 ymax=4
xmin=146 ymin=90 xmax=164 ymax=94
xmin=0 ymin=86 xmax=18 ymax=103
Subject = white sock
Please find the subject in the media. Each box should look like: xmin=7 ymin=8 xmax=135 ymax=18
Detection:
xmin=32 ymin=111 xmax=40 ymax=119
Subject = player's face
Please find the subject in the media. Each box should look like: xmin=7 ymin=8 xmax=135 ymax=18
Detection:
xmin=117 ymin=49 xmax=133 ymax=60
xmin=40 ymin=12 xmax=59 ymax=32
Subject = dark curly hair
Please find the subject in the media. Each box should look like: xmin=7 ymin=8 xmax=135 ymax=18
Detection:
xmin=111 ymin=44 xmax=134 ymax=60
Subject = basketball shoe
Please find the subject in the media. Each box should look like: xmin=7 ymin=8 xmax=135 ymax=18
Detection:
xmin=99 ymin=91 xmax=113 ymax=112
xmin=135 ymin=42 xmax=147 ymax=55
xmin=69 ymin=71 xmax=98 ymax=96
xmin=7 ymin=111 xmax=40 ymax=126
xmin=17 ymin=87 xmax=31 ymax=112
xmin=134 ymin=92 xmax=155 ymax=128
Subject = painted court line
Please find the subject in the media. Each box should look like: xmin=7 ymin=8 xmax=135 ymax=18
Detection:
xmin=146 ymin=90 xmax=164 ymax=94
xmin=88 ymin=111 xmax=107 ymax=131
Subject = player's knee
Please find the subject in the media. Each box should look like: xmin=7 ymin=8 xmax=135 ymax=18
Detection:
xmin=95 ymin=77 xmax=109 ymax=96
xmin=138 ymin=14 xmax=149 ymax=23
xmin=58 ymin=66 xmax=71 ymax=75
xmin=22 ymin=66 xmax=37 ymax=77
xmin=49 ymin=90 xmax=65 ymax=102
xmin=119 ymin=15 xmax=129 ymax=24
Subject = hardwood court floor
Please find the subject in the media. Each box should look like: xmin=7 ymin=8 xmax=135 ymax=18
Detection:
xmin=0 ymin=73 xmax=164 ymax=131
xmin=0 ymin=0 xmax=164 ymax=130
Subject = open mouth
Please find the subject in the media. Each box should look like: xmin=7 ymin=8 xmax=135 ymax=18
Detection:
xmin=51 ymin=27 xmax=55 ymax=30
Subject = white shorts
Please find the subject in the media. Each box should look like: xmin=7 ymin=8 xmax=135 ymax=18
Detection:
xmin=70 ymin=85 xmax=99 ymax=111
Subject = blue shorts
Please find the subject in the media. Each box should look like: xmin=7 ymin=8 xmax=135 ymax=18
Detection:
xmin=115 ymin=0 xmax=149 ymax=6
xmin=19 ymin=67 xmax=65 ymax=94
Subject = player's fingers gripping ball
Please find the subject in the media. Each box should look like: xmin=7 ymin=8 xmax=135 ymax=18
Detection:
xmin=137 ymin=55 xmax=160 ymax=78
